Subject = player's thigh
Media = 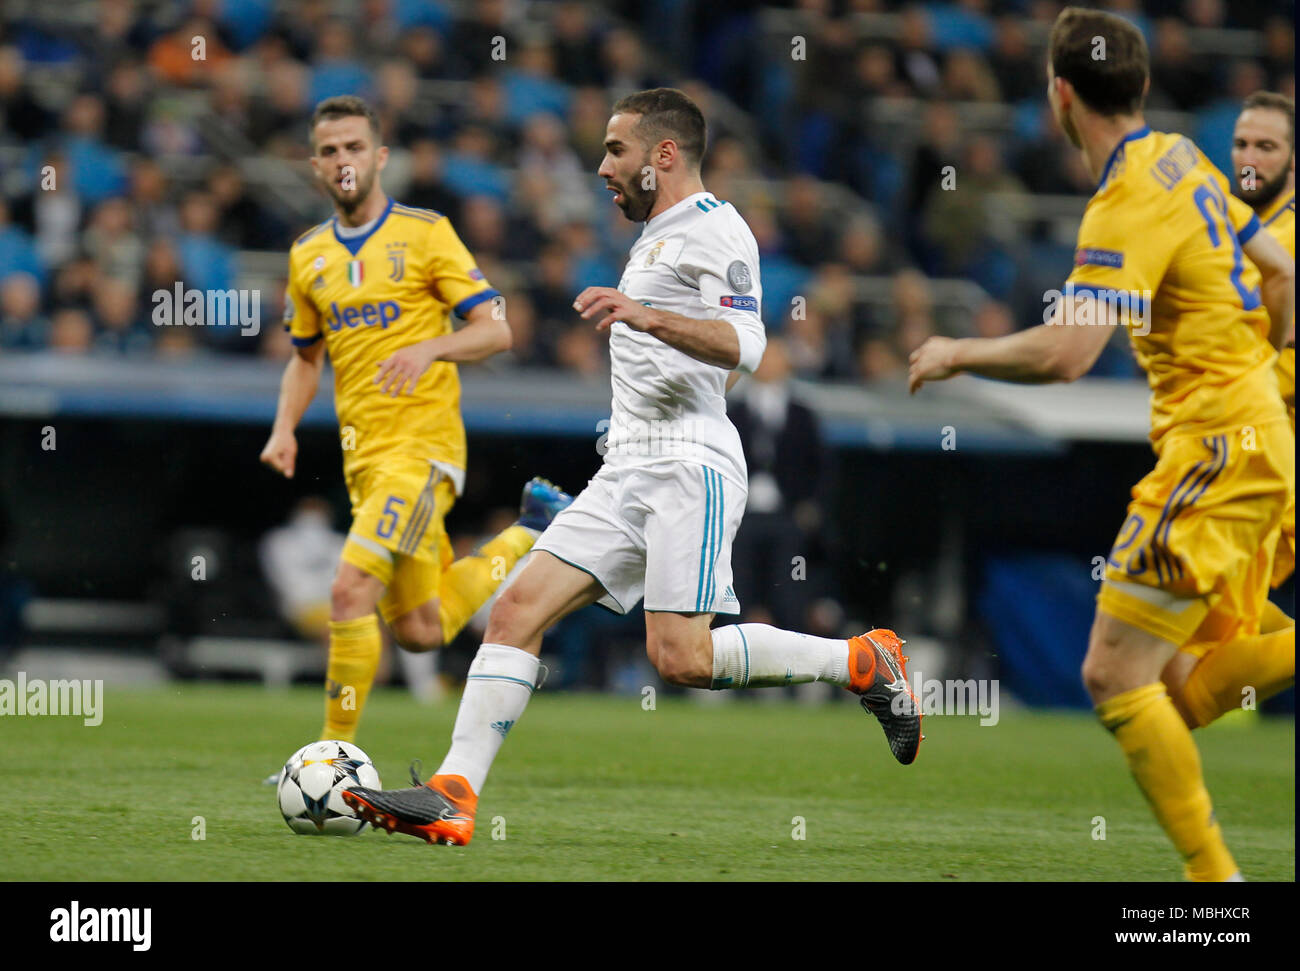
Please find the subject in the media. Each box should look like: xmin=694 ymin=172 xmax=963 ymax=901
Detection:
xmin=484 ymin=550 xmax=605 ymax=649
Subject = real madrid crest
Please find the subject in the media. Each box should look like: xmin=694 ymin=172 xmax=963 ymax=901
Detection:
xmin=645 ymin=240 xmax=665 ymax=267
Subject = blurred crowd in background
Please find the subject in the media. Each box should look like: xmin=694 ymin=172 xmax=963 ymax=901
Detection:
xmin=0 ymin=0 xmax=1294 ymax=382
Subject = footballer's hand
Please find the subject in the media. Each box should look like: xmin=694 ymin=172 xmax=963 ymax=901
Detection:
xmin=574 ymin=287 xmax=654 ymax=333
xmin=260 ymin=430 xmax=298 ymax=479
xmin=375 ymin=339 xmax=439 ymax=396
xmin=908 ymin=336 xmax=962 ymax=394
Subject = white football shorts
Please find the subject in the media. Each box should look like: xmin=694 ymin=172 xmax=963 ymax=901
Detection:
xmin=534 ymin=461 xmax=746 ymax=615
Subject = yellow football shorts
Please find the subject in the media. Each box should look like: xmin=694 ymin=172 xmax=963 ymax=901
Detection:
xmin=341 ymin=458 xmax=457 ymax=624
xmin=1270 ymin=345 xmax=1294 ymax=588
xmin=1097 ymin=421 xmax=1292 ymax=649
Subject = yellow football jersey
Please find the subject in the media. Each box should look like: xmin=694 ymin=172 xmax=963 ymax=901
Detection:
xmin=283 ymin=199 xmax=498 ymax=490
xmin=1064 ymin=127 xmax=1285 ymax=450
xmin=1259 ymin=189 xmax=1296 ymax=260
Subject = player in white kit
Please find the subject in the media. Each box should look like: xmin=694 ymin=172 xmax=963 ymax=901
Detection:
xmin=344 ymin=89 xmax=922 ymax=846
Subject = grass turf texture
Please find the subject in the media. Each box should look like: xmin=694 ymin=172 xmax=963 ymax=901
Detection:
xmin=5 ymin=685 xmax=1293 ymax=881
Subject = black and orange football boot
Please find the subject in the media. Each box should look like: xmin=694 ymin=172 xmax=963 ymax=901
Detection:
xmin=343 ymin=768 xmax=478 ymax=846
xmin=847 ymin=628 xmax=923 ymax=765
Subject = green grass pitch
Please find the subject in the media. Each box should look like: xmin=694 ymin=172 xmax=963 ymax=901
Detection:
xmin=6 ymin=685 xmax=1293 ymax=881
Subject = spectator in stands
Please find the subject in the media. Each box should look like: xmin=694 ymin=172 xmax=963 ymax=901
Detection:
xmin=779 ymin=175 xmax=839 ymax=268
xmin=50 ymin=256 xmax=99 ymax=314
xmin=11 ymin=152 xmax=81 ymax=274
xmin=92 ymin=278 xmax=151 ymax=355
xmin=399 ymin=26 xmax=450 ymax=81
xmin=0 ymin=47 xmax=50 ymax=143
xmin=129 ymin=158 xmax=179 ymax=240
xmin=550 ymin=1 xmax=605 ymax=88
xmin=208 ymin=163 xmax=285 ymax=250
xmin=404 ymin=138 xmax=462 ymax=223
xmin=1150 ymin=18 xmax=1214 ymax=111
xmin=174 ymin=190 xmax=237 ymax=296
xmin=730 ymin=337 xmax=827 ymax=632
xmin=988 ymin=15 xmax=1040 ymax=103
xmin=0 ymin=199 xmax=45 ymax=286
xmin=374 ymin=58 xmax=425 ymax=147
xmin=0 ymin=273 xmax=47 ymax=351
xmin=308 ymin=18 xmax=371 ymax=104
xmin=148 ymin=14 xmax=234 ymax=86
xmin=48 ymin=307 xmax=95 ymax=353
xmin=103 ymin=57 xmax=150 ymax=151
xmin=941 ymin=48 xmax=1002 ymax=102
xmin=83 ymin=196 xmax=144 ymax=294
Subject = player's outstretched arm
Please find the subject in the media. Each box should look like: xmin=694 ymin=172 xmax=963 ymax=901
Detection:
xmin=374 ymin=300 xmax=511 ymax=396
xmin=260 ymin=340 xmax=325 ymax=478
xmin=909 ymin=296 xmax=1114 ymax=393
xmin=1242 ymin=229 xmax=1295 ymax=349
xmin=574 ymin=286 xmax=743 ymax=369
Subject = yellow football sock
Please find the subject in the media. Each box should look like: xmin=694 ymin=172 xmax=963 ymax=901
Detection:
xmin=438 ymin=524 xmax=536 ymax=643
xmin=1097 ymin=683 xmax=1237 ymax=882
xmin=321 ymin=614 xmax=382 ymax=743
xmin=1259 ymin=600 xmax=1294 ymax=635
xmin=1181 ymin=627 xmax=1295 ymax=728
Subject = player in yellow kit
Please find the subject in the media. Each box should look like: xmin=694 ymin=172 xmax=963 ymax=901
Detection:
xmin=1155 ymin=92 xmax=1297 ymax=736
xmin=1231 ymin=92 xmax=1294 ymax=591
xmin=909 ymin=8 xmax=1295 ymax=880
xmin=259 ymin=97 xmax=571 ymax=758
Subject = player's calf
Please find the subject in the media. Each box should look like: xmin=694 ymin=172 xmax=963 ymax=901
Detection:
xmin=645 ymin=612 xmax=714 ymax=688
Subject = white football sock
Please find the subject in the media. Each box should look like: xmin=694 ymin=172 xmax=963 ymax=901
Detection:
xmin=435 ymin=643 xmax=539 ymax=793
xmin=710 ymin=624 xmax=849 ymax=689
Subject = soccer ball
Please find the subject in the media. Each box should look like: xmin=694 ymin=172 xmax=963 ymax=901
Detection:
xmin=277 ymin=740 xmax=381 ymax=836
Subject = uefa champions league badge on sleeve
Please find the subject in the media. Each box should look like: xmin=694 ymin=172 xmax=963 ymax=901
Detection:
xmin=726 ymin=260 xmax=752 ymax=293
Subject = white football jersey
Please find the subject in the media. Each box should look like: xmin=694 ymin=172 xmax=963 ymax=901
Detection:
xmin=603 ymin=191 xmax=766 ymax=488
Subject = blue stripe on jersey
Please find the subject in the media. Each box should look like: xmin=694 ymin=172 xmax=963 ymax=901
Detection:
xmin=290 ymin=333 xmax=322 ymax=346
xmin=454 ymin=288 xmax=500 ymax=318
xmin=1236 ymin=213 xmax=1262 ymax=245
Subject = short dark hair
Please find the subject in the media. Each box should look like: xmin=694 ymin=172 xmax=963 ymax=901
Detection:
xmin=310 ymin=95 xmax=381 ymax=147
xmin=1242 ymin=90 xmax=1295 ymax=147
xmin=1049 ymin=7 xmax=1148 ymax=117
xmin=610 ymin=87 xmax=707 ymax=167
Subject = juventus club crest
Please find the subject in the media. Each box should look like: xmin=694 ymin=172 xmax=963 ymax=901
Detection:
xmin=386 ymin=243 xmax=406 ymax=281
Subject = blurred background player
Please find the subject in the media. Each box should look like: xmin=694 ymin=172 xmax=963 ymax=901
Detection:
xmin=909 ymin=8 xmax=1294 ymax=880
xmin=260 ymin=96 xmax=571 ymax=764
xmin=343 ymin=88 xmax=921 ymax=847
xmin=1156 ymin=91 xmax=1297 ymax=739
xmin=1230 ymin=91 xmax=1295 ymax=598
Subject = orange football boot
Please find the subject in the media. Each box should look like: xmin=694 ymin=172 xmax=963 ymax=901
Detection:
xmin=847 ymin=628 xmax=923 ymax=764
xmin=342 ymin=771 xmax=478 ymax=846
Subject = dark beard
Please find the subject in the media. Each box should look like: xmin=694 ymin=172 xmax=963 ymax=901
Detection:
xmin=615 ymin=158 xmax=658 ymax=222
xmin=329 ymin=169 xmax=375 ymax=217
xmin=1235 ymin=157 xmax=1293 ymax=213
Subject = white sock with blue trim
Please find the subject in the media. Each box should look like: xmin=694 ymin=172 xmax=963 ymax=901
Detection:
xmin=710 ymin=624 xmax=849 ymax=689
xmin=435 ymin=643 xmax=538 ymax=793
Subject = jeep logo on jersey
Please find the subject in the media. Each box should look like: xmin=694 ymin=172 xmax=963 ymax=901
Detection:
xmin=726 ymin=260 xmax=752 ymax=293
xmin=326 ymin=300 xmax=401 ymax=331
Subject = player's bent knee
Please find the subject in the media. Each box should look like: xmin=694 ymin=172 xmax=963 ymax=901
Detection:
xmin=330 ymin=574 xmax=372 ymax=619
xmin=484 ymin=584 xmax=544 ymax=646
xmin=648 ymin=636 xmax=710 ymax=687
